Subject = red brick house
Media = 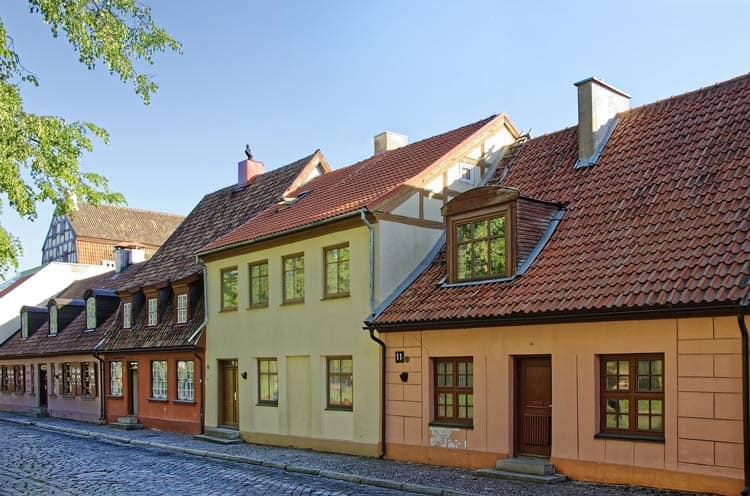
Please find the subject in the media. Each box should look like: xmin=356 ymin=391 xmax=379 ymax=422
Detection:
xmin=368 ymin=75 xmax=750 ymax=495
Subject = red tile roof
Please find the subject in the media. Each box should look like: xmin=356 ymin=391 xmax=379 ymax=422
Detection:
xmin=200 ymin=115 xmax=508 ymax=254
xmin=372 ymin=74 xmax=750 ymax=328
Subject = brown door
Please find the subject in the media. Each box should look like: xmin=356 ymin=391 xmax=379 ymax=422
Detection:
xmin=39 ymin=365 xmax=48 ymax=408
xmin=220 ymin=360 xmax=239 ymax=428
xmin=516 ymin=356 xmax=552 ymax=457
xmin=128 ymin=362 xmax=139 ymax=416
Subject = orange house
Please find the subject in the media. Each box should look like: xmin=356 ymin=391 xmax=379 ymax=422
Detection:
xmin=368 ymin=75 xmax=750 ymax=495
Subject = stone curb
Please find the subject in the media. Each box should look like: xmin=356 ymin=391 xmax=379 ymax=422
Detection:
xmin=0 ymin=415 xmax=482 ymax=496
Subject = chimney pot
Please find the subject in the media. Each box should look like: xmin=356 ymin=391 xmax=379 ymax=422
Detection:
xmin=238 ymin=158 xmax=264 ymax=187
xmin=374 ymin=131 xmax=408 ymax=155
xmin=574 ymin=77 xmax=630 ymax=168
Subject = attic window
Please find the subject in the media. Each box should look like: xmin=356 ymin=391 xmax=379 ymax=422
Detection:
xmin=86 ymin=297 xmax=97 ymax=329
xmin=123 ymin=302 xmax=132 ymax=328
xmin=21 ymin=312 xmax=29 ymax=339
xmin=50 ymin=306 xmax=58 ymax=335
xmin=147 ymin=298 xmax=158 ymax=326
xmin=277 ymin=190 xmax=312 ymax=208
xmin=176 ymin=294 xmax=188 ymax=324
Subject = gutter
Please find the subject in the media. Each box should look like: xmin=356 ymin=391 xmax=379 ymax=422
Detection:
xmin=93 ymin=351 xmax=105 ymax=422
xmin=360 ymin=210 xmax=386 ymax=457
xmin=738 ymin=306 xmax=750 ymax=496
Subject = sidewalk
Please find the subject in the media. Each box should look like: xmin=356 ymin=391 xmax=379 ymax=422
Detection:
xmin=0 ymin=412 xmax=713 ymax=496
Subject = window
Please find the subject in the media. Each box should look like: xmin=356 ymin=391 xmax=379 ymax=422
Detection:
xmin=221 ymin=267 xmax=238 ymax=310
xmin=7 ymin=365 xmax=15 ymax=393
xmin=458 ymin=163 xmax=474 ymax=184
xmin=434 ymin=357 xmax=473 ymax=425
xmin=123 ymin=302 xmax=132 ymax=328
xmin=176 ymin=360 xmax=194 ymax=401
xmin=257 ymin=358 xmax=278 ymax=405
xmin=49 ymin=306 xmax=58 ymax=335
xmin=86 ymin=297 xmax=96 ymax=329
xmin=63 ymin=363 xmax=82 ymax=396
xmin=282 ymin=254 xmax=305 ymax=304
xmin=600 ymin=354 xmax=664 ymax=438
xmin=151 ymin=360 xmax=167 ymax=399
xmin=327 ymin=356 xmax=353 ymax=410
xmin=147 ymin=298 xmax=158 ymax=326
xmin=13 ymin=365 xmax=25 ymax=394
xmin=176 ymin=294 xmax=188 ymax=324
xmin=110 ymin=362 xmax=123 ymax=396
xmin=248 ymin=260 xmax=269 ymax=307
xmin=82 ymin=363 xmax=96 ymax=398
xmin=455 ymin=214 xmax=508 ymax=281
xmin=0 ymin=366 xmax=7 ymax=392
xmin=324 ymin=244 xmax=350 ymax=298
xmin=21 ymin=312 xmax=28 ymax=338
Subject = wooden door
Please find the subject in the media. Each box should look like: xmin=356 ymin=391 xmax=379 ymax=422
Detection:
xmin=39 ymin=365 xmax=48 ymax=408
xmin=128 ymin=363 xmax=139 ymax=416
xmin=516 ymin=356 xmax=552 ymax=457
xmin=220 ymin=360 xmax=239 ymax=428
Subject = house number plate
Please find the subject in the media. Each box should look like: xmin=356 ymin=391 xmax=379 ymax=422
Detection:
xmin=395 ymin=351 xmax=405 ymax=363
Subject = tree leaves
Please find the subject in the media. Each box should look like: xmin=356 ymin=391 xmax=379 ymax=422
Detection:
xmin=0 ymin=1 xmax=180 ymax=278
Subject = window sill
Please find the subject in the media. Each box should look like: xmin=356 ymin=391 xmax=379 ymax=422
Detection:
xmin=594 ymin=432 xmax=664 ymax=443
xmin=281 ymin=300 xmax=304 ymax=306
xmin=321 ymin=293 xmax=350 ymax=301
xmin=107 ymin=394 xmax=124 ymax=399
xmin=246 ymin=304 xmax=269 ymax=310
xmin=82 ymin=396 xmax=97 ymax=401
xmin=325 ymin=406 xmax=353 ymax=412
xmin=219 ymin=308 xmax=238 ymax=313
xmin=429 ymin=421 xmax=474 ymax=430
xmin=173 ymin=399 xmax=196 ymax=405
xmin=256 ymin=401 xmax=278 ymax=407
xmin=147 ymin=397 xmax=168 ymax=403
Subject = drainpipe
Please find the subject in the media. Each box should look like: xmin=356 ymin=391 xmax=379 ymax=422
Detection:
xmin=197 ymin=262 xmax=209 ymax=435
xmin=738 ymin=308 xmax=750 ymax=496
xmin=193 ymin=349 xmax=205 ymax=435
xmin=93 ymin=351 xmax=105 ymax=422
xmin=361 ymin=210 xmax=386 ymax=457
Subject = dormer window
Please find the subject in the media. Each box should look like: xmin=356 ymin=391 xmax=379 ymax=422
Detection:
xmin=86 ymin=297 xmax=97 ymax=329
xmin=21 ymin=312 xmax=29 ymax=339
xmin=147 ymin=298 xmax=158 ymax=326
xmin=455 ymin=214 xmax=508 ymax=281
xmin=123 ymin=302 xmax=132 ymax=328
xmin=49 ymin=306 xmax=58 ymax=335
xmin=176 ymin=294 xmax=188 ymax=324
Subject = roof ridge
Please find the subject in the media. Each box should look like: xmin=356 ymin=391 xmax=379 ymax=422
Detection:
xmin=76 ymin=202 xmax=184 ymax=219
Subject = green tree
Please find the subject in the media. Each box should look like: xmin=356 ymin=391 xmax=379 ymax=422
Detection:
xmin=0 ymin=0 xmax=180 ymax=278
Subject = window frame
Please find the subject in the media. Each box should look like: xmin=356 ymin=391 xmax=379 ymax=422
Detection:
xmin=248 ymin=260 xmax=269 ymax=308
xmin=323 ymin=243 xmax=350 ymax=299
xmin=110 ymin=361 xmax=123 ymax=396
xmin=326 ymin=356 xmax=353 ymax=411
xmin=123 ymin=302 xmax=132 ymax=328
xmin=598 ymin=353 xmax=665 ymax=441
xmin=458 ymin=163 xmax=475 ymax=184
xmin=448 ymin=208 xmax=512 ymax=283
xmin=176 ymin=360 xmax=194 ymax=401
xmin=86 ymin=297 xmax=97 ymax=329
xmin=151 ymin=360 xmax=168 ymax=399
xmin=63 ymin=362 xmax=82 ymax=396
xmin=49 ymin=306 xmax=58 ymax=335
xmin=82 ymin=362 xmax=96 ymax=398
xmin=220 ymin=266 xmax=239 ymax=311
xmin=13 ymin=365 xmax=25 ymax=394
xmin=432 ymin=356 xmax=474 ymax=427
xmin=282 ymin=253 xmax=305 ymax=304
xmin=147 ymin=298 xmax=158 ymax=326
xmin=21 ymin=312 xmax=29 ymax=338
xmin=176 ymin=294 xmax=189 ymax=324
xmin=257 ymin=358 xmax=278 ymax=406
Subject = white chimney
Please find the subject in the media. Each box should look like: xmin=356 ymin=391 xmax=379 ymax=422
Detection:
xmin=374 ymin=131 xmax=408 ymax=155
xmin=574 ymin=77 xmax=630 ymax=168
xmin=114 ymin=245 xmax=145 ymax=273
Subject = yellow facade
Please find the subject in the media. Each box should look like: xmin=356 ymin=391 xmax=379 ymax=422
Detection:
xmin=204 ymin=223 xmax=382 ymax=455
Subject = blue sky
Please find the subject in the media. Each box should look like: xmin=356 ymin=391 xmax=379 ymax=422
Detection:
xmin=3 ymin=0 xmax=749 ymax=273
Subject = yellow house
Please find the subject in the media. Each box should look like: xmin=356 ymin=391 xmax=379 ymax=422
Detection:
xmin=197 ymin=115 xmax=520 ymax=455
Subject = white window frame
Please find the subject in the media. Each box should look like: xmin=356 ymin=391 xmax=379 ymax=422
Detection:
xmin=176 ymin=294 xmax=188 ymax=324
xmin=86 ymin=297 xmax=97 ymax=329
xmin=147 ymin=298 xmax=158 ymax=326
xmin=151 ymin=360 xmax=167 ymax=399
xmin=123 ymin=302 xmax=132 ymax=328
xmin=21 ymin=312 xmax=29 ymax=339
xmin=49 ymin=306 xmax=58 ymax=335
xmin=110 ymin=361 xmax=123 ymax=396
xmin=176 ymin=360 xmax=194 ymax=401
xmin=458 ymin=163 xmax=475 ymax=184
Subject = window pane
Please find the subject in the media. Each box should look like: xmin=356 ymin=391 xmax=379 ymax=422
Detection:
xmin=651 ymin=416 xmax=663 ymax=431
xmin=490 ymin=216 xmax=505 ymax=237
xmin=618 ymin=414 xmax=629 ymax=429
xmin=474 ymin=241 xmax=488 ymax=276
xmin=618 ymin=361 xmax=629 ymax=375
xmin=606 ymin=399 xmax=617 ymax=412
xmin=606 ymin=414 xmax=617 ymax=428
xmin=457 ymin=244 xmax=471 ymax=280
xmin=329 ymin=359 xmax=340 ymax=374
xmin=606 ymin=361 xmax=617 ymax=375
xmin=637 ymin=415 xmax=650 ymax=430
xmin=651 ymin=376 xmax=663 ymax=391
xmin=651 ymin=400 xmax=662 ymax=414
xmin=341 ymin=359 xmax=352 ymax=374
xmin=222 ymin=268 xmax=238 ymax=308
xmin=619 ymin=399 xmax=629 ymax=413
xmin=606 ymin=376 xmax=618 ymax=390
xmin=638 ymin=399 xmax=649 ymax=414
xmin=638 ymin=376 xmax=651 ymax=390
xmin=473 ymin=220 xmax=488 ymax=239
xmin=489 ymin=238 xmax=506 ymax=276
xmin=457 ymin=223 xmax=472 ymax=242
xmin=618 ymin=375 xmax=629 ymax=390
xmin=651 ymin=360 xmax=662 ymax=375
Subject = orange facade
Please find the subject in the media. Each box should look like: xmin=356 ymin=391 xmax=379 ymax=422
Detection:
xmin=104 ymin=349 xmax=204 ymax=434
xmin=381 ymin=315 xmax=744 ymax=495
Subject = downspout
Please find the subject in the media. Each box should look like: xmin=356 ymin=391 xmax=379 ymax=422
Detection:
xmin=196 ymin=261 xmax=209 ymax=435
xmin=193 ymin=349 xmax=205 ymax=435
xmin=361 ymin=210 xmax=386 ymax=458
xmin=738 ymin=307 xmax=750 ymax=496
xmin=93 ymin=351 xmax=105 ymax=422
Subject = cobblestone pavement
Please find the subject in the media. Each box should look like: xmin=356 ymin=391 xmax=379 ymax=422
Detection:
xmin=0 ymin=413 xmax=717 ymax=496
xmin=0 ymin=422 xmax=421 ymax=496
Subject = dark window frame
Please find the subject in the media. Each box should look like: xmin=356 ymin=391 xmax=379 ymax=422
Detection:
xmin=433 ymin=356 xmax=474 ymax=426
xmin=282 ymin=253 xmax=305 ymax=304
xmin=326 ymin=356 xmax=353 ymax=411
xmin=248 ymin=260 xmax=269 ymax=308
xmin=599 ymin=353 xmax=664 ymax=439
xmin=323 ymin=243 xmax=350 ymax=299
xmin=220 ymin=266 xmax=239 ymax=311
xmin=257 ymin=358 xmax=278 ymax=405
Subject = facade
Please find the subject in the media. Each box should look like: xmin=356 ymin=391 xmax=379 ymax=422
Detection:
xmin=368 ymin=76 xmax=750 ymax=495
xmin=198 ymin=116 xmax=520 ymax=455
xmin=0 ymin=267 xmax=140 ymax=422
xmin=41 ymin=202 xmax=184 ymax=266
xmin=96 ymin=151 xmax=327 ymax=434
xmin=0 ymin=262 xmax=110 ymax=344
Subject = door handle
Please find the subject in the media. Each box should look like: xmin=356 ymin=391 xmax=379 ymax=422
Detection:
xmin=234 ymin=392 xmax=237 ymax=401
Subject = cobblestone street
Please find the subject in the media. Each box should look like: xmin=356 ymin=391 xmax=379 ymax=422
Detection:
xmin=0 ymin=422 xmax=418 ymax=496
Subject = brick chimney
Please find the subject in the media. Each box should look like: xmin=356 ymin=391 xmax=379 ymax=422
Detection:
xmin=238 ymin=158 xmax=264 ymax=187
xmin=374 ymin=131 xmax=408 ymax=155
xmin=574 ymin=77 xmax=630 ymax=168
